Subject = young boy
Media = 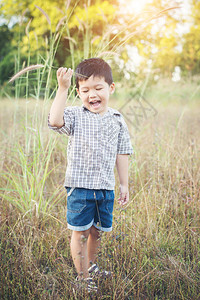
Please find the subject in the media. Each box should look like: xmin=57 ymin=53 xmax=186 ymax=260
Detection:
xmin=48 ymin=58 xmax=133 ymax=292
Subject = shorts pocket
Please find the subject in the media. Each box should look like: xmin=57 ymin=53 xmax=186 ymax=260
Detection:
xmin=67 ymin=188 xmax=87 ymax=213
xmin=105 ymin=199 xmax=114 ymax=215
xmin=105 ymin=191 xmax=115 ymax=215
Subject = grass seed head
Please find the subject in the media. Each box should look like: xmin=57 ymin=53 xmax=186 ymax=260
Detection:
xmin=9 ymin=64 xmax=45 ymax=83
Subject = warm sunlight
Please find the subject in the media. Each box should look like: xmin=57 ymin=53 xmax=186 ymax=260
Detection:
xmin=118 ymin=0 xmax=151 ymax=14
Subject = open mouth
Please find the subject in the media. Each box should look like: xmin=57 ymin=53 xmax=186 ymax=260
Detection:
xmin=89 ymin=100 xmax=101 ymax=108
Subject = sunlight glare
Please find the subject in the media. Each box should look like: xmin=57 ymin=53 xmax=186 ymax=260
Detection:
xmin=119 ymin=0 xmax=151 ymax=14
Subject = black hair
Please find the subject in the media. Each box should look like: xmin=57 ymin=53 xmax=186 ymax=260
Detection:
xmin=75 ymin=58 xmax=113 ymax=89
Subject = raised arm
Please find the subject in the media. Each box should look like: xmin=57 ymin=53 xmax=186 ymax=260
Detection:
xmin=49 ymin=67 xmax=73 ymax=127
xmin=116 ymin=154 xmax=129 ymax=206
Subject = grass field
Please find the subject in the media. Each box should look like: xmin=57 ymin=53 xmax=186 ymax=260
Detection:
xmin=0 ymin=79 xmax=200 ymax=299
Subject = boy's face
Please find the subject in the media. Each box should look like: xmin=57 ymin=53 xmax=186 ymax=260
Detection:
xmin=77 ymin=75 xmax=115 ymax=115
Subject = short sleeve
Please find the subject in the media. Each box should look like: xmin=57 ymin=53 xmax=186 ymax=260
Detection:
xmin=117 ymin=115 xmax=133 ymax=155
xmin=48 ymin=107 xmax=75 ymax=135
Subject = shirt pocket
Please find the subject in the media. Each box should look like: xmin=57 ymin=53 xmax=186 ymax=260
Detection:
xmin=103 ymin=119 xmax=120 ymax=146
xmin=67 ymin=188 xmax=87 ymax=213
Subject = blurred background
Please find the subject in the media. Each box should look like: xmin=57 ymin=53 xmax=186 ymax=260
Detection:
xmin=0 ymin=0 xmax=199 ymax=98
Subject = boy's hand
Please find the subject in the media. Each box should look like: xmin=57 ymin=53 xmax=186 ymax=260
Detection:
xmin=118 ymin=185 xmax=129 ymax=206
xmin=57 ymin=67 xmax=73 ymax=90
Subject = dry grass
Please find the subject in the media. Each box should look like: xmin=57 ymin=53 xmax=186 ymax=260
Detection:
xmin=0 ymin=86 xmax=200 ymax=299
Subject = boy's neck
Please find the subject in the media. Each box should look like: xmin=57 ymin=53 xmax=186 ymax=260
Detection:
xmin=99 ymin=108 xmax=108 ymax=116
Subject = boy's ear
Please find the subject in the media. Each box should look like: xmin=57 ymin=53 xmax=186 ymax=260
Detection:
xmin=110 ymin=82 xmax=115 ymax=94
xmin=76 ymin=88 xmax=80 ymax=97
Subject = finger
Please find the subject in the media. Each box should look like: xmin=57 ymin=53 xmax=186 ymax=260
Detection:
xmin=118 ymin=193 xmax=128 ymax=206
xmin=122 ymin=198 xmax=128 ymax=205
xmin=65 ymin=68 xmax=73 ymax=78
xmin=118 ymin=200 xmax=127 ymax=206
xmin=57 ymin=67 xmax=63 ymax=77
xmin=119 ymin=199 xmax=128 ymax=206
xmin=61 ymin=67 xmax=67 ymax=76
xmin=118 ymin=196 xmax=125 ymax=205
xmin=69 ymin=68 xmax=73 ymax=76
xmin=120 ymin=193 xmax=126 ymax=201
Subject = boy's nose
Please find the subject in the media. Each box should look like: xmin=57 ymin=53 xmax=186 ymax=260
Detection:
xmin=89 ymin=90 xmax=97 ymax=98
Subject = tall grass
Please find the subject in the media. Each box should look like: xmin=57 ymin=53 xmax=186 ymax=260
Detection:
xmin=1 ymin=96 xmax=200 ymax=299
xmin=0 ymin=3 xmax=200 ymax=299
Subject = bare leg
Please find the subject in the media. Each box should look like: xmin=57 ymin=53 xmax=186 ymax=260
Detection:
xmin=70 ymin=229 xmax=90 ymax=278
xmin=87 ymin=225 xmax=101 ymax=268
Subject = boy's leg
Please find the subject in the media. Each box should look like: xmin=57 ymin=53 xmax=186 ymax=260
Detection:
xmin=87 ymin=225 xmax=101 ymax=267
xmin=87 ymin=226 xmax=112 ymax=280
xmin=70 ymin=226 xmax=101 ymax=276
xmin=70 ymin=229 xmax=90 ymax=278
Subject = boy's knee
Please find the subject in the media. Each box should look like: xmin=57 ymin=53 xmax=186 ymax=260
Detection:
xmin=73 ymin=229 xmax=90 ymax=242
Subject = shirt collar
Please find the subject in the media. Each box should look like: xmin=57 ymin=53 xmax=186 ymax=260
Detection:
xmin=81 ymin=105 xmax=120 ymax=116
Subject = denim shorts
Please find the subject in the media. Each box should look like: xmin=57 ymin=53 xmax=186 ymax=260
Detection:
xmin=65 ymin=188 xmax=115 ymax=232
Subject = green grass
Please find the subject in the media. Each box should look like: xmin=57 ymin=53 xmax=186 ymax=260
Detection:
xmin=0 ymin=80 xmax=200 ymax=299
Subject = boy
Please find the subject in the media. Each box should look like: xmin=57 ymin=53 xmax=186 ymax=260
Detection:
xmin=48 ymin=58 xmax=133 ymax=292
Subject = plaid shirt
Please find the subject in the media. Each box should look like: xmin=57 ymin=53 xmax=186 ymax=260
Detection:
xmin=48 ymin=106 xmax=133 ymax=190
